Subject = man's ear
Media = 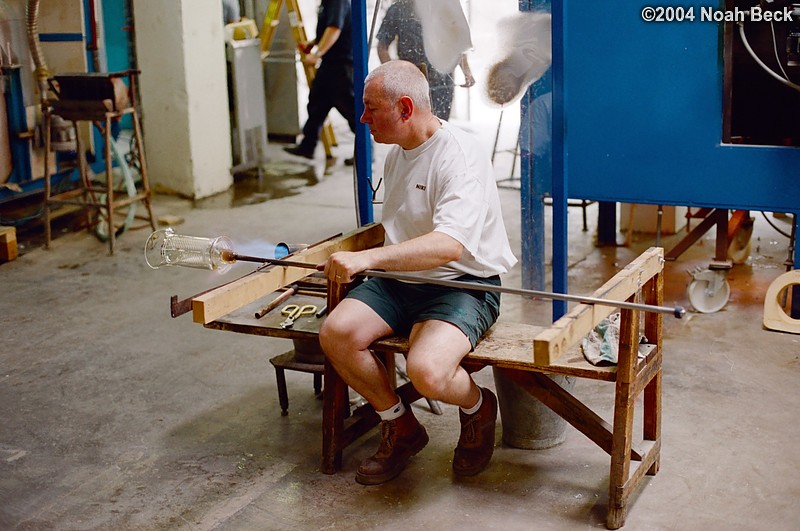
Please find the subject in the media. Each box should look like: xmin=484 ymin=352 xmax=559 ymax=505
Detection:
xmin=399 ymin=96 xmax=414 ymax=119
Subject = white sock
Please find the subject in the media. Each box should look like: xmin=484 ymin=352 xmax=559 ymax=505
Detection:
xmin=377 ymin=399 xmax=406 ymax=421
xmin=460 ymin=389 xmax=483 ymax=415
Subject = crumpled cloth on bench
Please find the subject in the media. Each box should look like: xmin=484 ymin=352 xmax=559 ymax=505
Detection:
xmin=581 ymin=312 xmax=648 ymax=366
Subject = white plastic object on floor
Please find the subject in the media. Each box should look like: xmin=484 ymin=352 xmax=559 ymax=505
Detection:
xmin=687 ymin=268 xmax=730 ymax=314
xmin=763 ymin=269 xmax=800 ymax=334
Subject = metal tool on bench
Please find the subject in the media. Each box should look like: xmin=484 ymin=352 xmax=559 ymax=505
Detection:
xmin=280 ymin=304 xmax=317 ymax=329
xmin=255 ymin=285 xmax=298 ymax=319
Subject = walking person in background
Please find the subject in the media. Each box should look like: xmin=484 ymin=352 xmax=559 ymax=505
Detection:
xmin=283 ymin=0 xmax=357 ymax=165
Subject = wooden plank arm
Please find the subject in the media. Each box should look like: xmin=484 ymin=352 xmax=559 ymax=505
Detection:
xmin=192 ymin=224 xmax=385 ymax=324
xmin=534 ymin=247 xmax=664 ymax=365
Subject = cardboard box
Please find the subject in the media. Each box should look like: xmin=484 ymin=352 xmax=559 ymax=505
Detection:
xmin=0 ymin=226 xmax=18 ymax=262
xmin=619 ymin=203 xmax=687 ymax=235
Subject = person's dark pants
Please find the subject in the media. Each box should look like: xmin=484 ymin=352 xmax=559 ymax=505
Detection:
xmin=430 ymin=80 xmax=455 ymax=121
xmin=298 ymin=60 xmax=357 ymax=153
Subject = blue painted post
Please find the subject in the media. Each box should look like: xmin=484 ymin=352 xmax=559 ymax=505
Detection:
xmin=3 ymin=66 xmax=33 ymax=187
xmin=101 ymin=0 xmax=134 ymax=130
xmin=519 ymin=89 xmax=543 ymax=292
xmin=550 ymin=1 xmax=567 ymax=320
xmin=794 ymin=213 xmax=799 ymax=269
xmin=351 ymin=0 xmax=374 ymax=226
xmin=518 ymin=0 xmax=551 ymax=293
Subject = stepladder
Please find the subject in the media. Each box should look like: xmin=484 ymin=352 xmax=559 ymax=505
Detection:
xmin=259 ymin=0 xmax=337 ymax=157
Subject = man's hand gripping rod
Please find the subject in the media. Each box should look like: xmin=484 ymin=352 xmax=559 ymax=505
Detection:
xmin=221 ymin=252 xmax=686 ymax=318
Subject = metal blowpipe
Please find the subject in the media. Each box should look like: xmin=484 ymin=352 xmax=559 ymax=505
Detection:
xmin=222 ymin=252 xmax=686 ymax=318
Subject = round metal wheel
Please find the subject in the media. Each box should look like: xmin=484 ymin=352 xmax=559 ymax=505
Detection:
xmin=687 ymin=277 xmax=731 ymax=313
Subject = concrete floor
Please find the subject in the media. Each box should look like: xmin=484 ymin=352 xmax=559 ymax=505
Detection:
xmin=1 ymin=123 xmax=799 ymax=530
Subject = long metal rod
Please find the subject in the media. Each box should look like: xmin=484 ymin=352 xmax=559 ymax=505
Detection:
xmin=226 ymin=253 xmax=319 ymax=270
xmin=364 ymin=270 xmax=685 ymax=318
xmin=226 ymin=253 xmax=686 ymax=318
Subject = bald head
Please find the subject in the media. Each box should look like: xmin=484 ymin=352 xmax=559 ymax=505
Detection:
xmin=365 ymin=60 xmax=432 ymax=114
xmin=361 ymin=60 xmax=442 ymax=149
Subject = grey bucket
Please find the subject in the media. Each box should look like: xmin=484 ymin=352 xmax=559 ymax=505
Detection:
xmin=492 ymin=368 xmax=576 ymax=450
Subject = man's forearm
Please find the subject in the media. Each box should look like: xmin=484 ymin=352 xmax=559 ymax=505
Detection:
xmin=377 ymin=43 xmax=391 ymax=63
xmin=314 ymin=26 xmax=342 ymax=56
xmin=364 ymin=231 xmax=464 ymax=272
xmin=324 ymin=231 xmax=465 ymax=283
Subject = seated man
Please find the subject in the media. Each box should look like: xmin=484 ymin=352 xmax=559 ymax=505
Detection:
xmin=319 ymin=60 xmax=517 ymax=485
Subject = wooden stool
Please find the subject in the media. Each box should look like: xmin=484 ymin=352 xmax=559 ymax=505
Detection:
xmin=43 ymin=70 xmax=156 ymax=255
xmin=269 ymin=350 xmax=323 ymax=416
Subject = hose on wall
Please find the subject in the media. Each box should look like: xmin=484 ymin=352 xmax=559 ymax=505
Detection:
xmin=24 ymin=0 xmax=48 ymax=106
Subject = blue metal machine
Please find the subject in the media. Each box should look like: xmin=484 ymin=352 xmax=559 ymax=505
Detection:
xmin=547 ymin=2 xmax=800 ymax=317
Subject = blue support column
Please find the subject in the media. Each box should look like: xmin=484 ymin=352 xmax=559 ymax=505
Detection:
xmin=518 ymin=0 xmax=551 ymax=293
xmin=3 ymin=66 xmax=32 ymax=187
xmin=102 ymin=0 xmax=134 ymax=130
xmin=550 ymin=1 xmax=567 ymax=320
xmin=793 ymin=214 xmax=799 ymax=319
xmin=794 ymin=213 xmax=799 ymax=269
xmin=519 ymin=89 xmax=544 ymax=292
xmin=351 ymin=0 xmax=374 ymax=226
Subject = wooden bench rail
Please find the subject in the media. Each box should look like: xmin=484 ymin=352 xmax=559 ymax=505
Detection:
xmin=533 ymin=247 xmax=664 ymax=365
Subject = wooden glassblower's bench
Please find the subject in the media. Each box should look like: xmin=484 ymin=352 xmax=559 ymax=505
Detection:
xmin=192 ymin=224 xmax=663 ymax=530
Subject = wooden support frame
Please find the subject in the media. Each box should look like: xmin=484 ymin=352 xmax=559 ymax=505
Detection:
xmin=665 ymin=208 xmax=732 ymax=262
xmin=200 ymin=226 xmax=664 ymax=530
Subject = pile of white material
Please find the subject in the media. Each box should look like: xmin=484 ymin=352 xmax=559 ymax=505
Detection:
xmin=410 ymin=2 xmax=552 ymax=107
xmin=413 ymin=0 xmax=473 ymax=73
xmin=485 ymin=12 xmax=552 ymax=106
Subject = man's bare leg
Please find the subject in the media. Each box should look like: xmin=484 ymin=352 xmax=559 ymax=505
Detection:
xmin=319 ymin=298 xmax=429 ymax=485
xmin=319 ymin=298 xmax=398 ymax=410
xmin=405 ymin=319 xmax=479 ymax=408
xmin=405 ymin=319 xmax=498 ymax=477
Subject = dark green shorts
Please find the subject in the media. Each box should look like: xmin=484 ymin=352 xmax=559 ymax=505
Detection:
xmin=345 ymin=274 xmax=501 ymax=349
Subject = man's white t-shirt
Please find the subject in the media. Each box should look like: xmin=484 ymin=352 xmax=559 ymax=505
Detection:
xmin=381 ymin=121 xmax=517 ymax=280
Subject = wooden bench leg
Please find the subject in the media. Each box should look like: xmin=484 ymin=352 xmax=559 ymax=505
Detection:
xmin=643 ymin=270 xmax=664 ymax=477
xmin=274 ymin=367 xmax=289 ymax=417
xmin=322 ymin=358 xmax=348 ymax=474
xmin=607 ymin=306 xmax=639 ymax=530
xmin=313 ymin=373 xmax=322 ymax=396
xmin=607 ymin=379 xmax=636 ymax=529
xmin=643 ymin=368 xmax=662 ymax=476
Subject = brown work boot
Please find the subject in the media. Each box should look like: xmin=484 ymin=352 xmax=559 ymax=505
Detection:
xmin=453 ymin=387 xmax=498 ymax=476
xmin=355 ymin=408 xmax=429 ymax=485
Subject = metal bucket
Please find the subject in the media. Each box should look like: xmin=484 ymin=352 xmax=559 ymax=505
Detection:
xmin=492 ymin=368 xmax=576 ymax=450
